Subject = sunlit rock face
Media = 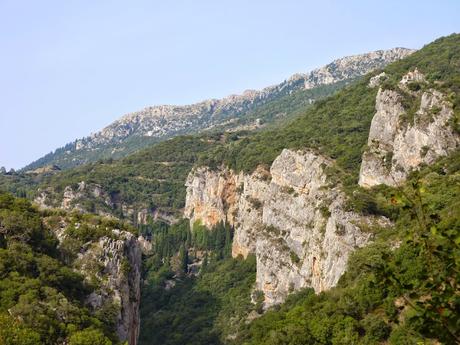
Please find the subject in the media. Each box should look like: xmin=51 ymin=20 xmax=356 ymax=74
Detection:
xmin=359 ymin=70 xmax=460 ymax=188
xmin=185 ymin=149 xmax=386 ymax=307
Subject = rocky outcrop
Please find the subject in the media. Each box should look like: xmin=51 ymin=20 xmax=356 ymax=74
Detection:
xmin=34 ymin=182 xmax=178 ymax=226
xmin=184 ymin=167 xmax=243 ymax=229
xmin=24 ymin=48 xmax=414 ymax=171
xmin=185 ymin=149 xmax=386 ymax=307
xmin=302 ymin=48 xmax=413 ymax=89
xmin=76 ymin=230 xmax=142 ymax=345
xmin=359 ymin=70 xmax=460 ymax=187
xmin=35 ymin=181 xmax=114 ymax=213
xmin=368 ymin=72 xmax=387 ymax=88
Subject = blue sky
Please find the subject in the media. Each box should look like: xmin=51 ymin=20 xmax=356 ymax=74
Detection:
xmin=0 ymin=0 xmax=459 ymax=169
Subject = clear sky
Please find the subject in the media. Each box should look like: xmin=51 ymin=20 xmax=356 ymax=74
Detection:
xmin=0 ymin=0 xmax=459 ymax=170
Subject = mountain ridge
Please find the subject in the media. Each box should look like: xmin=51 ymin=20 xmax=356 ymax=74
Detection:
xmin=23 ymin=47 xmax=415 ymax=171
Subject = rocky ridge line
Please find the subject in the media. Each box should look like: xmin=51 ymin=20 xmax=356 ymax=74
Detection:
xmin=24 ymin=47 xmax=414 ymax=170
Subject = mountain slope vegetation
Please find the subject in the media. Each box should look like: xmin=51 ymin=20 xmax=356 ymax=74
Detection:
xmin=0 ymin=193 xmax=138 ymax=345
xmin=0 ymin=34 xmax=458 ymax=345
xmin=8 ymin=35 xmax=454 ymax=224
xmin=199 ymin=34 xmax=460 ymax=180
xmin=136 ymin=34 xmax=460 ymax=345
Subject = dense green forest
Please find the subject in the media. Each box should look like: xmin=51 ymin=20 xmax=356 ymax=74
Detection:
xmin=0 ymin=192 xmax=138 ymax=344
xmin=138 ymin=220 xmax=257 ymax=345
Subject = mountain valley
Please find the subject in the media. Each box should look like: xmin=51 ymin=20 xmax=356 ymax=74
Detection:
xmin=0 ymin=34 xmax=459 ymax=345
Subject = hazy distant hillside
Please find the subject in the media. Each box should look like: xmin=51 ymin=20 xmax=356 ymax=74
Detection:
xmin=23 ymin=48 xmax=414 ymax=171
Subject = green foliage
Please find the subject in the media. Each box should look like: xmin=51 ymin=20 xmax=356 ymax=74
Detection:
xmin=198 ymin=34 xmax=460 ymax=186
xmin=139 ymin=255 xmax=257 ymax=345
xmin=198 ymin=77 xmax=378 ymax=179
xmin=0 ymin=193 xmax=122 ymax=344
xmin=235 ymin=150 xmax=460 ymax=345
xmin=68 ymin=328 xmax=113 ymax=345
xmin=1 ymin=33 xmax=459 ymax=345
xmin=0 ymin=313 xmax=41 ymax=345
xmin=0 ymin=136 xmax=222 ymax=223
xmin=192 ymin=221 xmax=233 ymax=259
xmin=22 ymin=76 xmax=350 ymax=172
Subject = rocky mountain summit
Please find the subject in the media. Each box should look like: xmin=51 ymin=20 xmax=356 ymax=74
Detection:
xmin=24 ymin=48 xmax=414 ymax=171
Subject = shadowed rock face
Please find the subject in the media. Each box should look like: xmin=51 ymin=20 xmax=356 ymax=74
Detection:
xmin=185 ymin=149 xmax=387 ymax=307
xmin=76 ymin=230 xmax=142 ymax=345
xmin=359 ymin=70 xmax=460 ymax=188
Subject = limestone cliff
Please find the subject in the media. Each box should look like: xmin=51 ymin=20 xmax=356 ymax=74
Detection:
xmin=359 ymin=70 xmax=460 ymax=187
xmin=184 ymin=167 xmax=243 ymax=229
xmin=75 ymin=230 xmax=141 ymax=345
xmin=185 ymin=149 xmax=385 ymax=307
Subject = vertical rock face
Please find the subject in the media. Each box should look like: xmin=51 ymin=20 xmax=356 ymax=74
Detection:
xmin=232 ymin=166 xmax=271 ymax=259
xmin=359 ymin=71 xmax=460 ymax=187
xmin=185 ymin=149 xmax=382 ymax=307
xmin=184 ymin=167 xmax=243 ymax=229
xmin=77 ymin=230 xmax=142 ymax=345
xmin=255 ymin=150 xmax=373 ymax=306
xmin=183 ymin=70 xmax=458 ymax=308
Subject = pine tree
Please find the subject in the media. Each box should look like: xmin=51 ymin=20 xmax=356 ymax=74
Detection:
xmin=179 ymin=244 xmax=188 ymax=274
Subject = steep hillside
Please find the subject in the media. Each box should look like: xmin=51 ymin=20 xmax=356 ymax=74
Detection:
xmin=143 ymin=151 xmax=460 ymax=345
xmin=26 ymin=136 xmax=221 ymax=224
xmin=0 ymin=193 xmax=142 ymax=345
xmin=1 ymin=34 xmax=458 ymax=345
xmin=197 ymin=35 xmax=460 ymax=180
xmin=185 ymin=33 xmax=460 ymax=304
xmin=23 ymin=48 xmax=413 ymax=171
xmin=140 ymin=34 xmax=460 ymax=345
xmin=232 ymin=151 xmax=460 ymax=344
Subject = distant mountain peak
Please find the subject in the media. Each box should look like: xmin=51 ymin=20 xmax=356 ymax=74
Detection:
xmin=24 ymin=47 xmax=415 ymax=171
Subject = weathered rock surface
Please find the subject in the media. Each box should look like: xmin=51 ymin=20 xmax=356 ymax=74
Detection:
xmin=185 ymin=149 xmax=385 ymax=307
xmin=35 ymin=181 xmax=113 ymax=213
xmin=368 ymin=72 xmax=387 ymax=88
xmin=184 ymin=167 xmax=243 ymax=229
xmin=359 ymin=71 xmax=460 ymax=187
xmin=76 ymin=230 xmax=142 ymax=345
xmin=34 ymin=182 xmax=177 ymax=225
